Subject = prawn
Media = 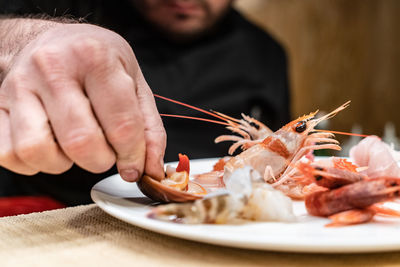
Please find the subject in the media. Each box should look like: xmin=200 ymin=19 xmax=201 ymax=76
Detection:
xmin=141 ymin=96 xmax=354 ymax=202
xmin=148 ymin=167 xmax=296 ymax=224
xmin=158 ymin=95 xmax=349 ymax=178
xmin=295 ymin=157 xmax=400 ymax=226
xmin=302 ymin=168 xmax=400 ymax=226
xmin=220 ymin=102 xmax=350 ymax=199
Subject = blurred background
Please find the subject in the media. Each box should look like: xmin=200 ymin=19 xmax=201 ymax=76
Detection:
xmin=234 ymin=0 xmax=400 ymax=152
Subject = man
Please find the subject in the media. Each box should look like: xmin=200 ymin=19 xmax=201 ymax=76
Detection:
xmin=0 ymin=0 xmax=290 ymax=205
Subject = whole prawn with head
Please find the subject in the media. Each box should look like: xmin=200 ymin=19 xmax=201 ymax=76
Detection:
xmin=221 ymin=102 xmax=350 ymax=190
xmin=141 ymin=97 xmax=350 ymax=202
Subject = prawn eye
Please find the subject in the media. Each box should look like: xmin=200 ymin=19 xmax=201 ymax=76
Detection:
xmin=294 ymin=121 xmax=307 ymax=133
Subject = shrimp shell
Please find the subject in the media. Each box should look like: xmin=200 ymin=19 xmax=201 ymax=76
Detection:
xmin=305 ymin=177 xmax=400 ymax=217
xmin=148 ymin=183 xmax=296 ymax=224
xmin=148 ymin=193 xmax=243 ymax=224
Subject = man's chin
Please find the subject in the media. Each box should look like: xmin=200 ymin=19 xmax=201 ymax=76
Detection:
xmin=159 ymin=21 xmax=213 ymax=42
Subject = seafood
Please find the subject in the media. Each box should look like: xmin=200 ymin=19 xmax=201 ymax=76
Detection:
xmin=295 ymin=157 xmax=400 ymax=226
xmin=326 ymin=209 xmax=376 ymax=227
xmin=295 ymin=157 xmax=366 ymax=189
xmin=221 ymin=103 xmax=349 ymax=185
xmin=214 ymin=113 xmax=274 ymax=155
xmin=138 ymin=154 xmax=207 ymax=202
xmin=189 ymin=157 xmax=230 ymax=192
xmin=148 ymin=167 xmax=296 ymax=224
xmin=304 ymin=175 xmax=400 ymax=226
xmin=141 ymin=93 xmax=400 ymax=228
xmin=350 ymin=135 xmax=400 ymax=178
xmin=305 ymin=177 xmax=400 ymax=217
xmin=327 ymin=204 xmax=400 ymax=226
xmin=139 ymin=97 xmax=350 ymax=202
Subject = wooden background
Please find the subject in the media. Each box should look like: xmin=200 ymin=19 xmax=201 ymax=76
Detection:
xmin=234 ymin=0 xmax=399 ymax=144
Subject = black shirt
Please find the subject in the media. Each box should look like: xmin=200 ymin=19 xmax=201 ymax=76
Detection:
xmin=0 ymin=0 xmax=290 ymax=205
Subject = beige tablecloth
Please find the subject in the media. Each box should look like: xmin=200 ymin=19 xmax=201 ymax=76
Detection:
xmin=1 ymin=204 xmax=400 ymax=267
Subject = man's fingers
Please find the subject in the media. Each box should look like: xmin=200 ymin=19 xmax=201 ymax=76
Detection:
xmin=8 ymin=85 xmax=73 ymax=174
xmin=0 ymin=108 xmax=38 ymax=175
xmin=136 ymin=73 xmax=166 ymax=181
xmin=143 ymin=125 xmax=166 ymax=181
xmin=32 ymin=45 xmax=116 ymax=173
xmin=44 ymin=84 xmax=116 ymax=173
xmin=84 ymin=64 xmax=145 ymax=182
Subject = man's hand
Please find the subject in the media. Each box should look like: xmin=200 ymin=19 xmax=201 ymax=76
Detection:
xmin=0 ymin=23 xmax=166 ymax=182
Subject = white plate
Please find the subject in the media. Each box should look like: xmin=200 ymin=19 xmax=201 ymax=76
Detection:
xmin=91 ymin=158 xmax=400 ymax=253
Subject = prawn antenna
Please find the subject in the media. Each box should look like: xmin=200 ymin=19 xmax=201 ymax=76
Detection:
xmin=159 ymin=114 xmax=230 ymax=126
xmin=154 ymin=94 xmax=238 ymax=126
xmin=314 ymin=129 xmax=369 ymax=138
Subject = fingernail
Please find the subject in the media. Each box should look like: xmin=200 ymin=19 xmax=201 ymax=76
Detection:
xmin=120 ymin=169 xmax=139 ymax=182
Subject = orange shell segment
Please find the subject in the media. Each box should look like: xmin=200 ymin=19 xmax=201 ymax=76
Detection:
xmin=176 ymin=153 xmax=190 ymax=174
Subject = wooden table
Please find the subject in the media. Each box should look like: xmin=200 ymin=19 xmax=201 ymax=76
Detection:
xmin=1 ymin=204 xmax=399 ymax=266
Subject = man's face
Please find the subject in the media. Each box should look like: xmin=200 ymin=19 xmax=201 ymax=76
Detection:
xmin=132 ymin=0 xmax=233 ymax=40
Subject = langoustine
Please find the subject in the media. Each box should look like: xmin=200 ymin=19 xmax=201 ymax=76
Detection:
xmin=139 ymin=96 xmax=350 ymax=203
xmin=148 ymin=167 xmax=296 ymax=224
xmin=217 ymin=102 xmax=352 ymax=200
xmin=219 ymin=104 xmax=348 ymax=182
xmin=306 ymin=177 xmax=400 ymax=226
xmin=297 ymin=158 xmax=400 ymax=226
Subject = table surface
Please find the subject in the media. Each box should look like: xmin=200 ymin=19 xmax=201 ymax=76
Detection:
xmin=1 ymin=204 xmax=400 ymax=267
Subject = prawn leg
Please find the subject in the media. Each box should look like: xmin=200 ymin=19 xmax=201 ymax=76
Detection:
xmin=326 ymin=209 xmax=375 ymax=227
xmin=369 ymin=203 xmax=400 ymax=217
xmin=263 ymin=165 xmax=276 ymax=182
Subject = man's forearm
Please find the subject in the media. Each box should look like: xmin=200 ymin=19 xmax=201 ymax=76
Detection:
xmin=0 ymin=16 xmax=76 ymax=83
